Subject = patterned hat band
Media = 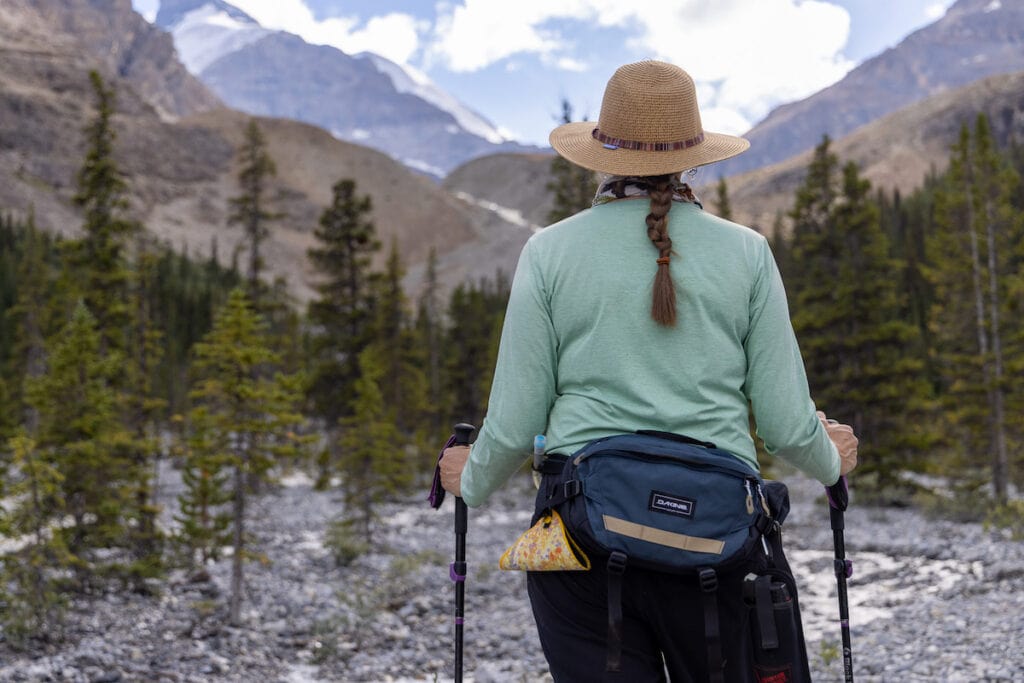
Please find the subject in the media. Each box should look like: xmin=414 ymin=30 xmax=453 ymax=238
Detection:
xmin=592 ymin=127 xmax=706 ymax=152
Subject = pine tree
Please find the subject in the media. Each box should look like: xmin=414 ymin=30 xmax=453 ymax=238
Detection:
xmin=788 ymin=138 xmax=934 ymax=489
xmin=370 ymin=239 xmax=428 ymax=436
xmin=175 ymin=414 xmax=232 ymax=567
xmin=306 ymin=178 xmax=381 ymax=484
xmin=64 ymin=71 xmax=139 ymax=353
xmin=228 ymin=120 xmax=279 ymax=304
xmin=715 ymin=177 xmax=733 ymax=221
xmin=927 ymin=118 xmax=1023 ymax=501
xmin=0 ymin=432 xmax=77 ymax=648
xmin=414 ymin=247 xmax=444 ymax=444
xmin=443 ymin=274 xmax=510 ymax=427
xmin=3 ymin=215 xmax=58 ymax=433
xmin=188 ymin=288 xmax=305 ymax=624
xmin=23 ymin=303 xmax=136 ymax=588
xmin=338 ymin=349 xmax=409 ymax=544
xmin=122 ymin=240 xmax=169 ymax=580
xmin=547 ymin=100 xmax=598 ymax=223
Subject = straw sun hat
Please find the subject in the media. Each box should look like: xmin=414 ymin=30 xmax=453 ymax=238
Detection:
xmin=549 ymin=60 xmax=749 ymax=177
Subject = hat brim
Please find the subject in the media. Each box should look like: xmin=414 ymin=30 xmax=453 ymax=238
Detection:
xmin=549 ymin=121 xmax=750 ymax=176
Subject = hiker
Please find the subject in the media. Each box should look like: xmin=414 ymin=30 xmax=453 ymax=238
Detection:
xmin=439 ymin=60 xmax=859 ymax=681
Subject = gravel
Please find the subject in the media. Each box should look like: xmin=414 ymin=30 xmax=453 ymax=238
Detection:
xmin=1 ymin=464 xmax=1022 ymax=682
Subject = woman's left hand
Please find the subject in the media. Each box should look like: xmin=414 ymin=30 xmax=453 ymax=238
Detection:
xmin=440 ymin=445 xmax=470 ymax=497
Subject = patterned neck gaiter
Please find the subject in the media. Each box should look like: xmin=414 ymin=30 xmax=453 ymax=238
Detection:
xmin=593 ymin=175 xmax=703 ymax=209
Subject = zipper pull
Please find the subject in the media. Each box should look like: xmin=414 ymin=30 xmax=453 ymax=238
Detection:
xmin=757 ymin=482 xmax=771 ymax=518
xmin=744 ymin=480 xmax=755 ymax=515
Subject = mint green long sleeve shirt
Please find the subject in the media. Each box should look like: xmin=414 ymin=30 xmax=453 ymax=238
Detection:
xmin=460 ymin=199 xmax=840 ymax=507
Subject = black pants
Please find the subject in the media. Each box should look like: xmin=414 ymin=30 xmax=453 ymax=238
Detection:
xmin=527 ymin=555 xmax=768 ymax=682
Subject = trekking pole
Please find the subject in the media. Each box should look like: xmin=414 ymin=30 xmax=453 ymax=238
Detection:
xmin=450 ymin=422 xmax=475 ymax=682
xmin=826 ymin=476 xmax=854 ymax=683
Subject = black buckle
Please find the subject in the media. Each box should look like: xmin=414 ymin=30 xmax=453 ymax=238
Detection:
xmin=835 ymin=559 xmax=853 ymax=579
xmin=699 ymin=568 xmax=718 ymax=593
xmin=563 ymin=479 xmax=582 ymax=499
xmin=607 ymin=551 xmax=627 ymax=575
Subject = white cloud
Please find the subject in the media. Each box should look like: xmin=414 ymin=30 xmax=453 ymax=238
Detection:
xmin=133 ymin=0 xmax=159 ymax=22
xmin=228 ymin=0 xmax=423 ymax=65
xmin=430 ymin=0 xmax=564 ymax=71
xmin=430 ymin=0 xmax=854 ymax=134
xmin=925 ymin=2 xmax=949 ymax=19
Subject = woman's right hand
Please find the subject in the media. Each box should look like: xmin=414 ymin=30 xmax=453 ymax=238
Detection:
xmin=817 ymin=411 xmax=859 ymax=475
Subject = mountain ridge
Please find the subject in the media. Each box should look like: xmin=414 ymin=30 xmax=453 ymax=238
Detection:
xmin=716 ymin=0 xmax=1024 ymax=178
xmin=157 ymin=0 xmax=539 ymax=178
xmin=0 ymin=0 xmax=529 ymax=303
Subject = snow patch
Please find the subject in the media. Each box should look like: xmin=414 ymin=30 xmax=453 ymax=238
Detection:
xmin=361 ymin=53 xmax=508 ymax=145
xmin=170 ymin=4 xmax=271 ymax=74
xmin=401 ymin=158 xmax=446 ymax=178
xmin=453 ymin=191 xmax=543 ymax=233
xmin=280 ymin=470 xmax=315 ymax=488
xmin=985 ymin=0 xmax=1002 ymax=12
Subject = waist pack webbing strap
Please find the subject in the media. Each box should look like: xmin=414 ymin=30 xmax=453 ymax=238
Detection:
xmin=700 ymin=568 xmax=725 ymax=683
xmin=755 ymin=574 xmax=780 ymax=649
xmin=606 ymin=552 xmax=627 ymax=672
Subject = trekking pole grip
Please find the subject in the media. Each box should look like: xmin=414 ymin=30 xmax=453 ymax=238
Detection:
xmin=452 ymin=423 xmax=475 ymax=533
xmin=826 ymin=475 xmax=849 ymax=511
xmin=453 ymin=423 xmax=475 ymax=447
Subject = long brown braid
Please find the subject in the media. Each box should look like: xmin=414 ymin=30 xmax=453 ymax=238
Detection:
xmin=645 ymin=174 xmax=677 ymax=326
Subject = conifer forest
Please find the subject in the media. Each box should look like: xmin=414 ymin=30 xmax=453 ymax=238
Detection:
xmin=1 ymin=73 xmax=1023 ymax=648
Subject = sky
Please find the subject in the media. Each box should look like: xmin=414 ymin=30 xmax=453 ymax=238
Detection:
xmin=132 ymin=0 xmax=958 ymax=147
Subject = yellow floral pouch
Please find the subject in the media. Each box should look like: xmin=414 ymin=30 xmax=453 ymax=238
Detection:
xmin=499 ymin=509 xmax=591 ymax=571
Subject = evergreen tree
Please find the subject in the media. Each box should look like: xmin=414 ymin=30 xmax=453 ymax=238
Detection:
xmin=443 ymin=274 xmax=510 ymax=428
xmin=3 ymin=215 xmax=58 ymax=432
xmin=788 ymin=138 xmax=934 ymax=488
xmin=927 ymin=118 xmax=1023 ymax=501
xmin=547 ymin=100 xmax=598 ymax=223
xmin=338 ymin=349 xmax=409 ymax=544
xmin=715 ymin=177 xmax=733 ymax=221
xmin=305 ymin=179 xmax=381 ymax=483
xmin=175 ymin=414 xmax=232 ymax=567
xmin=23 ymin=303 xmax=136 ymax=588
xmin=188 ymin=288 xmax=305 ymax=624
xmin=122 ymin=240 xmax=169 ymax=579
xmin=64 ymin=71 xmax=139 ymax=352
xmin=415 ymin=247 xmax=444 ymax=444
xmin=228 ymin=120 xmax=279 ymax=303
xmin=369 ymin=238 xmax=428 ymax=437
xmin=0 ymin=432 xmax=77 ymax=648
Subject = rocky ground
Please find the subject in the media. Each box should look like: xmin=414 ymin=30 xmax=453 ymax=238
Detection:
xmin=0 ymin=463 xmax=1022 ymax=683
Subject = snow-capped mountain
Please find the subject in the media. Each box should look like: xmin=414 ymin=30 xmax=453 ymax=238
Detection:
xmin=155 ymin=0 xmax=536 ymax=178
xmin=156 ymin=1 xmax=270 ymax=74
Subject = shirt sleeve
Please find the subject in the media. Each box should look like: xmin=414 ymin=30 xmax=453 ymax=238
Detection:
xmin=460 ymin=238 xmax=558 ymax=506
xmin=744 ymin=237 xmax=841 ymax=485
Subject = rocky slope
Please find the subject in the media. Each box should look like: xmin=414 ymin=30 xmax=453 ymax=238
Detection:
xmin=0 ymin=0 xmax=527 ymax=303
xmin=721 ymin=69 xmax=1024 ymax=232
xmin=2 ymin=0 xmax=220 ymax=120
xmin=443 ymin=153 xmax=558 ymax=232
xmin=0 ymin=465 xmax=1021 ymax=682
